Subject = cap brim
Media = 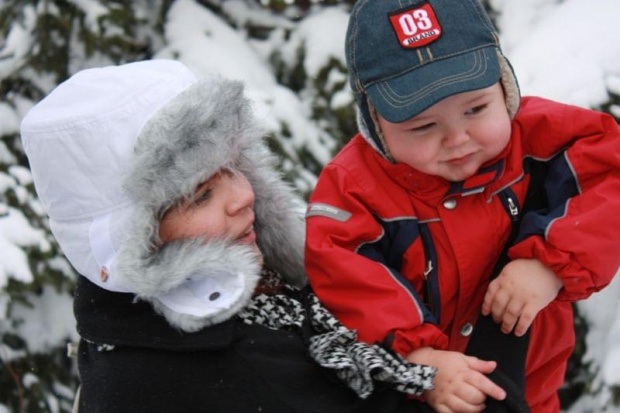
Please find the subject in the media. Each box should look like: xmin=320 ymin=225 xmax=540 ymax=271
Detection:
xmin=366 ymin=47 xmax=501 ymax=123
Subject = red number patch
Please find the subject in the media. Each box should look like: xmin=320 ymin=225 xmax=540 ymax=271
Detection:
xmin=389 ymin=3 xmax=442 ymax=48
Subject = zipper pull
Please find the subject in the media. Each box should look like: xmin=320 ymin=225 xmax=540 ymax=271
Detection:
xmin=423 ymin=260 xmax=433 ymax=278
xmin=507 ymin=196 xmax=519 ymax=218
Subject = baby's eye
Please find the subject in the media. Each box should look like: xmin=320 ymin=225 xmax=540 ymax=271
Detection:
xmin=411 ymin=122 xmax=436 ymax=133
xmin=465 ymin=104 xmax=487 ymax=115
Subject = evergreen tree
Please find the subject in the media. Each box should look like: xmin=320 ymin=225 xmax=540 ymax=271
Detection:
xmin=0 ymin=0 xmax=618 ymax=411
xmin=0 ymin=1 xmax=164 ymax=411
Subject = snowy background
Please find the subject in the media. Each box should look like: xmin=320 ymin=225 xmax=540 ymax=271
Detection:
xmin=0 ymin=0 xmax=619 ymax=411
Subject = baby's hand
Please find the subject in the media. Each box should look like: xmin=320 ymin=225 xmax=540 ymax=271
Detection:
xmin=406 ymin=347 xmax=505 ymax=412
xmin=482 ymin=258 xmax=563 ymax=336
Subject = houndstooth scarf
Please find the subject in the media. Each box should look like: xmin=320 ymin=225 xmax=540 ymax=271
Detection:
xmin=237 ymin=269 xmax=436 ymax=399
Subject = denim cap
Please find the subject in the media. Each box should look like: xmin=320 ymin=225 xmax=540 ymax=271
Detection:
xmin=347 ymin=0 xmax=518 ymax=125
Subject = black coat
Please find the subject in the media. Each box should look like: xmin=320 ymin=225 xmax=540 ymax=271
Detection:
xmin=75 ymin=274 xmax=530 ymax=413
xmin=74 ymin=276 xmax=429 ymax=413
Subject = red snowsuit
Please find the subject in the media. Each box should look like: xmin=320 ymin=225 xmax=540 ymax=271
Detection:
xmin=305 ymin=97 xmax=620 ymax=412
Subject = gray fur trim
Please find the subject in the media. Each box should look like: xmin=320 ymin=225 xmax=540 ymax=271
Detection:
xmin=122 ymin=239 xmax=259 ymax=332
xmin=236 ymin=143 xmax=306 ymax=287
xmin=125 ymin=77 xmax=253 ymax=215
xmin=149 ymin=242 xmax=261 ymax=332
xmin=115 ymin=75 xmax=306 ymax=330
xmin=116 ymin=209 xmax=259 ymax=297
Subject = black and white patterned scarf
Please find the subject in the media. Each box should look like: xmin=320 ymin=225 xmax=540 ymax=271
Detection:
xmin=237 ymin=269 xmax=436 ymax=399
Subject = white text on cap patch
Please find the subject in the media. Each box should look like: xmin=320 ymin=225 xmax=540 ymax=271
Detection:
xmin=389 ymin=2 xmax=442 ymax=49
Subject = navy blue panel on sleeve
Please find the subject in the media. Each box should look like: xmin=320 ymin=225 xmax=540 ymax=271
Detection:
xmin=357 ymin=217 xmax=438 ymax=325
xmin=516 ymin=153 xmax=580 ymax=243
xmin=544 ymin=152 xmax=580 ymax=208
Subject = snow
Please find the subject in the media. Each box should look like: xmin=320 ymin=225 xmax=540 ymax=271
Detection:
xmin=8 ymin=165 xmax=33 ymax=186
xmin=0 ymin=103 xmax=20 ymax=137
xmin=66 ymin=0 xmax=109 ymax=31
xmin=223 ymin=0 xmax=293 ymax=30
xmin=0 ymin=5 xmax=36 ymax=79
xmin=0 ymin=207 xmax=50 ymax=252
xmin=283 ymin=6 xmax=349 ymax=79
xmin=0 ymin=205 xmax=51 ymax=287
xmin=10 ymin=286 xmax=78 ymax=354
xmin=158 ymin=0 xmax=276 ymax=88
xmin=157 ymin=0 xmax=337 ymax=172
xmin=496 ymin=0 xmax=620 ymax=108
xmin=23 ymin=372 xmax=39 ymax=388
xmin=0 ymin=0 xmax=619 ymax=410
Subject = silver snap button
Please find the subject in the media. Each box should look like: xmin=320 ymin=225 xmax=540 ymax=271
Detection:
xmin=443 ymin=198 xmax=457 ymax=210
xmin=460 ymin=322 xmax=473 ymax=337
xmin=209 ymin=292 xmax=221 ymax=301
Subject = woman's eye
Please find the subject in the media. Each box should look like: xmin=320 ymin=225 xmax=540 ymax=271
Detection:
xmin=465 ymin=104 xmax=487 ymax=115
xmin=194 ymin=188 xmax=213 ymax=205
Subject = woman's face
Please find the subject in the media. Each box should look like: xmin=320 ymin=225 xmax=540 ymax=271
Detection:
xmin=159 ymin=170 xmax=258 ymax=251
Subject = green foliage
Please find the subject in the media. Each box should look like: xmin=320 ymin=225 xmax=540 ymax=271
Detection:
xmin=0 ymin=1 xmax=618 ymax=411
xmin=1 ymin=344 xmax=78 ymax=413
xmin=0 ymin=1 xmax=166 ymax=411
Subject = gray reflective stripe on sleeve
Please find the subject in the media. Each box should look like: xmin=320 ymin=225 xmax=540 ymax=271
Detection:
xmin=306 ymin=203 xmax=352 ymax=222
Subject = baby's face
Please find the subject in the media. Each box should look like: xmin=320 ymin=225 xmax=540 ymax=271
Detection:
xmin=379 ymin=82 xmax=511 ymax=182
xmin=158 ymin=170 xmax=259 ymax=253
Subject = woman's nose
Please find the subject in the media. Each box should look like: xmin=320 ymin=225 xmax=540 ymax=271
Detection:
xmin=226 ymin=176 xmax=255 ymax=216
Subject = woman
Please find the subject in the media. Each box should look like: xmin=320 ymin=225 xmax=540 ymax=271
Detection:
xmin=20 ymin=60 xmax=435 ymax=412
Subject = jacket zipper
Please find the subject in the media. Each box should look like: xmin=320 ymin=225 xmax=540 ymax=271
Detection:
xmin=498 ymin=188 xmax=520 ymax=243
xmin=419 ymin=223 xmax=440 ymax=324
xmin=507 ymin=196 xmax=518 ymax=218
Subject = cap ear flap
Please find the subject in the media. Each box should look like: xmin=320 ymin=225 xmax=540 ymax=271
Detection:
xmin=498 ymin=51 xmax=521 ymax=119
xmin=355 ymin=94 xmax=395 ymax=162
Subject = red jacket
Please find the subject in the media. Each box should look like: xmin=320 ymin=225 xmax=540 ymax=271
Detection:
xmin=305 ymin=97 xmax=620 ymax=411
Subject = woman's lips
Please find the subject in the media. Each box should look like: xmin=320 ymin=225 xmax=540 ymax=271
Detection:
xmin=237 ymin=226 xmax=256 ymax=245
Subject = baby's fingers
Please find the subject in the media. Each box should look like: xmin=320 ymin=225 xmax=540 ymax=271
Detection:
xmin=501 ymin=300 xmax=524 ymax=334
xmin=465 ymin=370 xmax=506 ymax=401
xmin=513 ymin=303 xmax=538 ymax=337
xmin=443 ymin=395 xmax=486 ymax=413
xmin=481 ymin=281 xmax=499 ymax=316
xmin=465 ymin=356 xmax=497 ymax=374
xmin=488 ymin=289 xmax=510 ymax=323
xmin=454 ymin=382 xmax=487 ymax=406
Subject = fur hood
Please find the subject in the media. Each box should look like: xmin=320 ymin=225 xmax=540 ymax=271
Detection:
xmin=21 ymin=60 xmax=306 ymax=332
xmin=119 ymin=75 xmax=307 ymax=331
